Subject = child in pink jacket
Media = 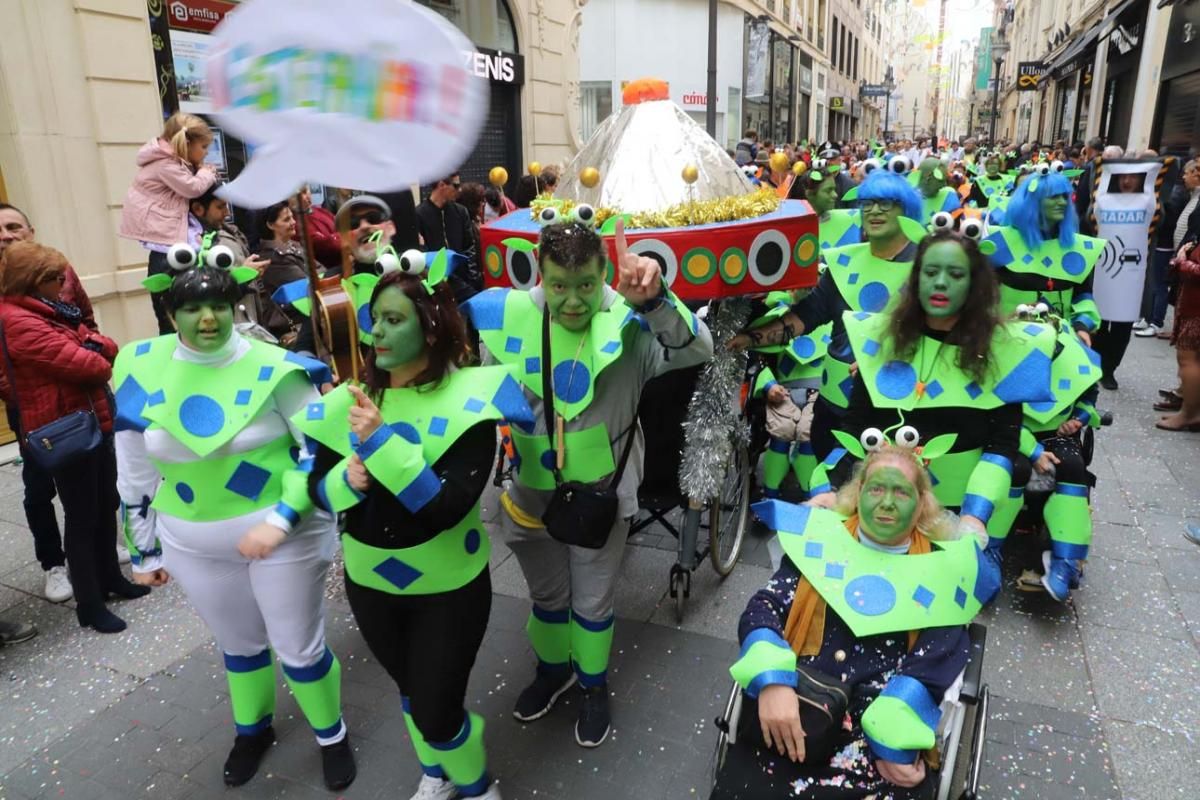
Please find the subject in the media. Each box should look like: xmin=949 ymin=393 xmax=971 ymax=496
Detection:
xmin=119 ymin=112 xmax=218 ymax=334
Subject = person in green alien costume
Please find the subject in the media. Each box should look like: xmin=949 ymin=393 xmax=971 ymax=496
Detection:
xmin=812 ymin=230 xmax=1055 ymax=590
xmin=711 ymin=442 xmax=996 ymax=799
xmin=915 ymin=156 xmax=963 ymax=224
xmin=461 ymin=217 xmax=713 ymax=749
xmin=114 ymin=255 xmax=356 ymax=792
xmin=966 ymin=152 xmax=1013 ymax=208
xmin=982 ymin=171 xmax=1105 ymax=346
xmin=297 ymin=265 xmax=535 ymax=800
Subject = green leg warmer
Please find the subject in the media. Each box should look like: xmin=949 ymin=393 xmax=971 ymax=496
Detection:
xmin=570 ymin=612 xmax=615 ymax=688
xmin=223 ymin=649 xmax=276 ymax=736
xmin=1044 ymin=483 xmax=1092 ymax=561
xmin=427 ymin=712 xmax=490 ymax=797
xmin=987 ymin=486 xmax=1025 ymax=544
xmin=791 ymin=441 xmax=818 ymax=496
xmin=281 ymin=647 xmax=345 ymax=744
xmin=526 ymin=605 xmax=571 ymax=671
xmin=761 ymin=438 xmax=791 ymax=498
xmin=401 ymin=696 xmax=446 ymax=779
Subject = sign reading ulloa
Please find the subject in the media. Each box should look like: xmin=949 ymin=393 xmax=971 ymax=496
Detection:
xmin=1017 ymin=62 xmax=1047 ymax=91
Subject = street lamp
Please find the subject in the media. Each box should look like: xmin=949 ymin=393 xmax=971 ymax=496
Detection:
xmin=989 ymin=35 xmax=1011 ymax=147
xmin=883 ymin=66 xmax=895 ymax=142
xmin=912 ymin=98 xmax=919 ymax=139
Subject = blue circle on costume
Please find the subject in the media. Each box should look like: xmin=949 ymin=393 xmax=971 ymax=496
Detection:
xmin=541 ymin=450 xmax=558 ymax=471
xmin=876 ymin=361 xmax=917 ymax=399
xmin=357 ymin=303 xmax=373 ymax=334
xmin=464 ymin=529 xmax=481 ymax=555
xmin=179 ymin=395 xmax=224 ymax=438
xmin=1061 ymin=251 xmax=1087 ymax=276
xmin=389 ymin=422 xmax=421 ymax=444
xmin=552 ymin=360 xmax=591 ymax=404
xmin=175 ymin=482 xmax=195 ymax=503
xmin=858 ymin=282 xmax=890 ymax=313
xmin=792 ymin=337 xmax=817 ymax=359
xmin=1027 ymin=399 xmax=1057 ymax=413
xmin=844 ymin=575 xmax=897 ymax=616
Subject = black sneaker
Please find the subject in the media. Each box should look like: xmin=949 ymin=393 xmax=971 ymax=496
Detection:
xmin=320 ymin=734 xmax=357 ymax=790
xmin=1099 ymin=374 xmax=1118 ymax=391
xmin=0 ymin=619 xmax=37 ymax=646
xmin=223 ymin=726 xmax=275 ymax=787
xmin=574 ymin=685 xmax=610 ymax=748
xmin=512 ymin=665 xmax=577 ymax=722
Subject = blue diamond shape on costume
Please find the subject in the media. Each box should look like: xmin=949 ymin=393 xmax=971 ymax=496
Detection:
xmin=837 ymin=253 xmax=852 ymax=267
xmin=1022 ymin=253 xmax=1035 ymax=265
xmin=1042 ymin=256 xmax=1054 ymax=268
xmin=804 ymin=541 xmax=824 ymax=559
xmin=1078 ymin=364 xmax=1091 ymax=375
xmin=525 ymin=356 xmax=540 ymax=374
xmin=258 ymin=366 xmax=275 ymax=382
xmin=306 ymin=403 xmax=324 ymax=421
xmin=601 ymin=340 xmax=620 ymax=354
xmin=374 ymin=557 xmax=423 ymax=591
xmin=1083 ymin=239 xmax=1095 ymax=250
xmin=853 ymin=311 xmax=871 ymax=321
xmin=954 ymin=586 xmax=968 ymax=609
xmin=1024 ymin=324 xmax=1043 ymax=337
xmin=863 ymin=339 xmax=880 ymax=357
xmin=825 ymin=562 xmax=845 ymax=580
xmin=428 ymin=417 xmax=449 ymax=437
xmin=912 ymin=585 xmax=935 ymax=609
xmin=135 ymin=342 xmax=152 ymax=356
xmin=848 ymin=272 xmax=860 ymax=285
xmin=964 ymin=382 xmax=982 ymax=399
xmin=924 ymin=380 xmax=944 ymax=398
xmin=1059 ymin=378 xmax=1072 ymax=391
xmin=839 ymin=376 xmax=855 ymax=400
xmin=994 ymin=349 xmax=1053 ymax=403
xmin=234 ymin=390 xmax=252 ymax=406
xmin=504 ymin=336 xmax=522 ymax=354
xmin=225 ymin=461 xmax=271 ymax=501
xmin=146 ymin=389 xmax=165 ymax=406
xmin=464 ymin=397 xmax=485 ymax=414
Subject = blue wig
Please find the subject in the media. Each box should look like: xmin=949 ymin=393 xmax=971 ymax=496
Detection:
xmin=856 ymin=170 xmax=924 ymax=222
xmin=1004 ymin=172 xmax=1078 ymax=251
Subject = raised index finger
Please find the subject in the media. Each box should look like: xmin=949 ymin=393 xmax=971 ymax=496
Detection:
xmin=614 ymin=217 xmax=629 ymax=264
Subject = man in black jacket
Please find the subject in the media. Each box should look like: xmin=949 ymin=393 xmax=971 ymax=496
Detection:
xmin=416 ymin=174 xmax=481 ymax=302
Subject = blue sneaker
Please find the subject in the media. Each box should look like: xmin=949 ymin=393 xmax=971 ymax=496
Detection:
xmin=1183 ymin=523 xmax=1200 ymax=547
xmin=1041 ymin=551 xmax=1078 ymax=602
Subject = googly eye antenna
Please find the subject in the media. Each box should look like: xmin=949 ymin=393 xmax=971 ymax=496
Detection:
xmin=167 ymin=243 xmax=198 ymax=272
xmin=931 ymin=211 xmax=955 ymax=232
xmin=1051 ymin=160 xmax=1066 ymax=173
xmin=812 ymin=157 xmax=828 ymax=172
xmin=205 ymin=245 xmax=236 ymax=270
xmin=537 ymin=206 xmax=562 ymax=227
xmin=862 ymin=158 xmax=883 ymax=175
xmin=1036 ymin=163 xmax=1051 ymax=176
xmin=398 ymin=249 xmax=426 ymax=274
xmin=572 ymin=203 xmax=597 ymax=227
xmin=889 ymin=156 xmax=912 ymax=175
xmin=860 ymin=427 xmax=886 ymax=452
xmin=895 ymin=425 xmax=921 ymax=449
xmin=960 ymin=219 xmax=984 ymax=240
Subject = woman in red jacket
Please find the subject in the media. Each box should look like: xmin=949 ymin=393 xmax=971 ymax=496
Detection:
xmin=0 ymin=242 xmax=150 ymax=633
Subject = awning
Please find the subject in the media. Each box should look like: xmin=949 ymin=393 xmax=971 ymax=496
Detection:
xmin=1047 ymin=0 xmax=1141 ymax=79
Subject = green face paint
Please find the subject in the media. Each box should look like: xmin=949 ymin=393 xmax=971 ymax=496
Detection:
xmin=172 ymin=301 xmax=234 ymax=352
xmin=858 ymin=465 xmax=919 ymax=544
xmin=862 ymin=201 xmax=902 ymax=243
xmin=918 ymin=240 xmax=972 ymax=319
xmin=1040 ymin=193 xmax=1069 ymax=225
xmin=371 ymin=286 xmax=426 ymax=370
xmin=918 ymin=159 xmax=944 ymax=197
xmin=811 ymin=179 xmax=840 ymax=215
xmin=542 ymin=258 xmax=605 ymax=332
xmin=984 ymin=159 xmax=1001 ymax=177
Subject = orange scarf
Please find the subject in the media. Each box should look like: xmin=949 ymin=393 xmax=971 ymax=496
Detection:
xmin=782 ymin=515 xmax=930 ymax=657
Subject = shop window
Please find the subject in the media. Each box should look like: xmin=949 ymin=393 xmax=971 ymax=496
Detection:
xmin=580 ymin=82 xmax=613 ymax=142
xmin=415 ymin=0 xmax=516 ymax=51
xmin=726 ymin=88 xmax=742 ymax=149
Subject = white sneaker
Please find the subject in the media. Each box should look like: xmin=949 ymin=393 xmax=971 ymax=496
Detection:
xmin=409 ymin=775 xmax=456 ymax=800
xmin=1132 ymin=318 xmax=1150 ymax=331
xmin=1134 ymin=324 xmax=1161 ymax=337
xmin=116 ymin=543 xmax=131 ymax=565
xmin=44 ymin=566 xmax=73 ymax=602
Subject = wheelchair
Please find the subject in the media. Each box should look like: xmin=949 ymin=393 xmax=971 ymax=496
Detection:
xmin=711 ymin=623 xmax=991 ymax=800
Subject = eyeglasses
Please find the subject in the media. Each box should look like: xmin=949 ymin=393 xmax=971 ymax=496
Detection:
xmin=349 ymin=209 xmax=387 ymax=228
xmin=451 ymin=182 xmax=462 ymax=189
xmin=860 ymin=199 xmax=898 ymax=212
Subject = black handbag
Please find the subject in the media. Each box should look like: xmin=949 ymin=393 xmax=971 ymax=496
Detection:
xmin=737 ymin=665 xmax=852 ymax=765
xmin=0 ymin=321 xmax=103 ymax=472
xmin=539 ymin=309 xmax=637 ymax=549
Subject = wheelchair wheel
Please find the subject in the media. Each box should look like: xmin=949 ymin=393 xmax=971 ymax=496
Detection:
xmin=709 ymin=442 xmax=751 ymax=576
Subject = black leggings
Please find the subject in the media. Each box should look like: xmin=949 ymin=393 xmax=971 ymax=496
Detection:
xmin=147 ymin=251 xmax=176 ymax=336
xmin=49 ymin=435 xmax=123 ymax=609
xmin=1090 ymin=321 xmax=1133 ymax=379
xmin=345 ymin=566 xmax=491 ymax=742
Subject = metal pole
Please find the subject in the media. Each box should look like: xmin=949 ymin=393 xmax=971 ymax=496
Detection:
xmin=884 ymin=91 xmax=891 ymax=141
xmin=931 ymin=0 xmax=947 ymax=141
xmin=913 ymin=100 xmax=918 ymax=138
xmin=705 ymin=0 xmax=718 ymax=138
xmin=989 ymin=57 xmax=1001 ymax=146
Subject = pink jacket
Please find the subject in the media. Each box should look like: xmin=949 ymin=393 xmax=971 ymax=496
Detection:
xmin=118 ymin=139 xmax=216 ymax=247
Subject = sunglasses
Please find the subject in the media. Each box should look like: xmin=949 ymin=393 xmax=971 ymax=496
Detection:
xmin=860 ymin=199 xmax=898 ymax=212
xmin=349 ymin=209 xmax=387 ymax=228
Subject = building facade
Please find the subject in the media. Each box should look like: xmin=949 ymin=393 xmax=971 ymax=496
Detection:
xmin=0 ymin=0 xmax=580 ymax=345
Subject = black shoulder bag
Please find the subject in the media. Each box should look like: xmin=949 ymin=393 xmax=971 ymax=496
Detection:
xmin=539 ymin=309 xmax=636 ymax=549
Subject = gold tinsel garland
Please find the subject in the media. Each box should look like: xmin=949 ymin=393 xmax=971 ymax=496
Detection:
xmin=529 ymin=188 xmax=782 ymax=230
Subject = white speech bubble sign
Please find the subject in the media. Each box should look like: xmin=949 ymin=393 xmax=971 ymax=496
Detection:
xmin=206 ymin=0 xmax=488 ymax=208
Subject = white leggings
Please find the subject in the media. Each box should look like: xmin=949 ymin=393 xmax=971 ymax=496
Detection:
xmin=160 ymin=510 xmax=336 ymax=668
